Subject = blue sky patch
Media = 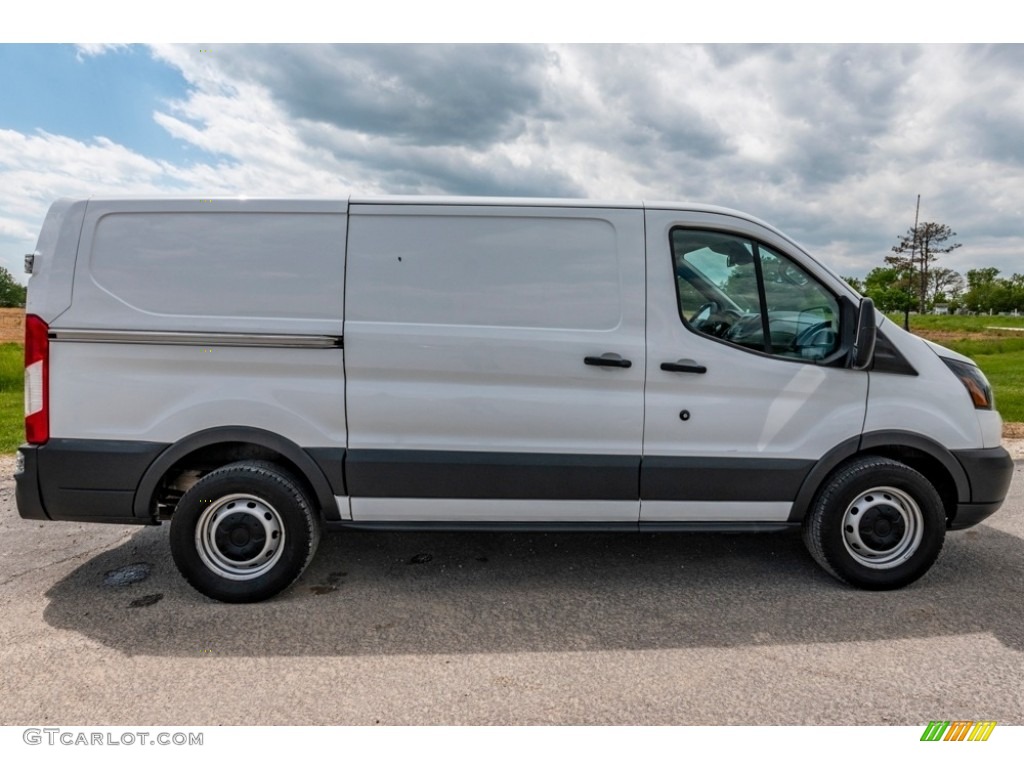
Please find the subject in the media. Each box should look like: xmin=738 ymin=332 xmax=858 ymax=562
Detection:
xmin=0 ymin=44 xmax=215 ymax=164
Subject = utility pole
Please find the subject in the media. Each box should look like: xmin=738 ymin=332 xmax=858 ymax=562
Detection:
xmin=912 ymin=194 xmax=922 ymax=314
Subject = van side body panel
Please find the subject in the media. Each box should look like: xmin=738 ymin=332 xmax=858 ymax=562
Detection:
xmin=48 ymin=341 xmax=345 ymax=448
xmin=59 ymin=199 xmax=346 ymax=334
xmin=344 ymin=203 xmax=647 ymax=522
xmin=26 ymin=199 xmax=348 ymax=524
xmin=863 ymin=317 xmax=984 ymax=450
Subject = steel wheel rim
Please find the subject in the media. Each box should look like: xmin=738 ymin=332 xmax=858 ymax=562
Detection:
xmin=841 ymin=485 xmax=924 ymax=569
xmin=195 ymin=493 xmax=285 ymax=581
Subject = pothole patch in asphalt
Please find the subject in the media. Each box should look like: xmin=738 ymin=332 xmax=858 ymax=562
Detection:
xmin=103 ymin=562 xmax=152 ymax=587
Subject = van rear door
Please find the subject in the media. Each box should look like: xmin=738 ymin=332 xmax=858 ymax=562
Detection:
xmin=344 ymin=201 xmax=646 ymax=522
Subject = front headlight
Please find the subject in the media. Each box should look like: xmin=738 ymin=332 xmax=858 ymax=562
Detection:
xmin=942 ymin=358 xmax=994 ymax=410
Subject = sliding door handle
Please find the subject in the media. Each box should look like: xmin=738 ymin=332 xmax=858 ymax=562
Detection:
xmin=660 ymin=360 xmax=707 ymax=374
xmin=585 ymin=355 xmax=632 ymax=369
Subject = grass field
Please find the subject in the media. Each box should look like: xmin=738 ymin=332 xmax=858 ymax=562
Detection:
xmin=889 ymin=313 xmax=1024 ymax=334
xmin=0 ymin=343 xmax=23 ymax=453
xmin=0 ymin=314 xmax=1019 ymax=453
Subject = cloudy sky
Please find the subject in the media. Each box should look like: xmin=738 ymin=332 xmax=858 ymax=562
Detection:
xmin=1 ymin=43 xmax=1022 ymax=284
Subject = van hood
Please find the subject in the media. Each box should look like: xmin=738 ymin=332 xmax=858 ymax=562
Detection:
xmin=875 ymin=316 xmax=976 ymax=366
xmin=921 ymin=338 xmax=975 ymax=366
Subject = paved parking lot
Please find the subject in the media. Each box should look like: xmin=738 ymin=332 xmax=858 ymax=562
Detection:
xmin=1 ymin=459 xmax=1021 ymax=725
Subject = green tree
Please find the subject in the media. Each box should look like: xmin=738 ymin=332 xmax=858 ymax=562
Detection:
xmin=928 ymin=267 xmax=965 ymax=308
xmin=963 ymin=268 xmax=1002 ymax=313
xmin=886 ymin=222 xmax=961 ymax=313
xmin=842 ymin=275 xmax=864 ymax=293
xmin=863 ymin=266 xmax=916 ymax=329
xmin=0 ymin=267 xmax=26 ymax=308
xmin=1007 ymin=273 xmax=1024 ymax=313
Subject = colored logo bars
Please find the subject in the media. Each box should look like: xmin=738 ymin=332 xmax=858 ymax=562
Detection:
xmin=920 ymin=721 xmax=997 ymax=741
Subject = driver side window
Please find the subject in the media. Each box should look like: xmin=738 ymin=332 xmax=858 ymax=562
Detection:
xmin=671 ymin=229 xmax=841 ymax=362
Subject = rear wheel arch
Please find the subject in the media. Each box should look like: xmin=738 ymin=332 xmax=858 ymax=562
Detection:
xmin=133 ymin=427 xmax=338 ymax=523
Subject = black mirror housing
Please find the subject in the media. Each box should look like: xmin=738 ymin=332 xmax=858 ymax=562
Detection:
xmin=850 ymin=298 xmax=877 ymax=370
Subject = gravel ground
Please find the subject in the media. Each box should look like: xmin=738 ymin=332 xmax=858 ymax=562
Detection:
xmin=1001 ymin=438 xmax=1024 ymax=460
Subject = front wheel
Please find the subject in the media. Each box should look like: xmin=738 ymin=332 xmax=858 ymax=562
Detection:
xmin=170 ymin=461 xmax=320 ymax=602
xmin=803 ymin=456 xmax=946 ymax=590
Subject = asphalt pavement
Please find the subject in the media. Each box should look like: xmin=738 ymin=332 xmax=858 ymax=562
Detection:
xmin=1 ymin=457 xmax=1021 ymax=725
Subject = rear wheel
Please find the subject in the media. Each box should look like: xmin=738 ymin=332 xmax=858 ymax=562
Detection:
xmin=803 ymin=456 xmax=945 ymax=590
xmin=170 ymin=461 xmax=320 ymax=602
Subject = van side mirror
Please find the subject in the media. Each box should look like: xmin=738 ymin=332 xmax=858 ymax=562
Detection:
xmin=850 ymin=298 xmax=877 ymax=370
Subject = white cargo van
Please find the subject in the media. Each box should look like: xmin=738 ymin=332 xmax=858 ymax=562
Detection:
xmin=16 ymin=197 xmax=1014 ymax=602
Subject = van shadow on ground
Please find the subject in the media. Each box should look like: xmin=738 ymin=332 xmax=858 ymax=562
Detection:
xmin=44 ymin=522 xmax=1023 ymax=657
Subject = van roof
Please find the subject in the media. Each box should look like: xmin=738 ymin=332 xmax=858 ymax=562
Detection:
xmin=349 ymin=195 xmax=759 ymax=221
xmin=77 ymin=195 xmax=768 ymax=223
xmin=72 ymin=193 xmax=791 ymax=252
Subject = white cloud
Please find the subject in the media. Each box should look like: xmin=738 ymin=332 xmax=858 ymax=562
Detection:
xmin=3 ymin=43 xmax=1024 ymax=285
xmin=73 ymin=43 xmax=130 ymax=61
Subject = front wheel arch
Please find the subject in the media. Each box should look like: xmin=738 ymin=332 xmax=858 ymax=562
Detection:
xmin=790 ymin=433 xmax=965 ymax=526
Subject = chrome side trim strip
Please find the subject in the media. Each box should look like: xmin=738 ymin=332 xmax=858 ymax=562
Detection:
xmin=49 ymin=329 xmax=343 ymax=349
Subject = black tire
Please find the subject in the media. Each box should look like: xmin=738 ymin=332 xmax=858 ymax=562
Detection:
xmin=802 ymin=456 xmax=945 ymax=590
xmin=170 ymin=461 xmax=320 ymax=602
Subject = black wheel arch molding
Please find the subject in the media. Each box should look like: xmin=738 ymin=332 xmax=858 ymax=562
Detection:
xmin=788 ymin=436 xmax=861 ymax=523
xmin=133 ymin=426 xmax=346 ymax=523
xmin=790 ymin=430 xmax=965 ymax=525
xmin=858 ymin=430 xmax=971 ymax=506
xmin=789 ymin=429 xmax=1011 ymax=530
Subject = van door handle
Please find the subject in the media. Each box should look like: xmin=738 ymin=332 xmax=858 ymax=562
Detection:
xmin=661 ymin=360 xmax=707 ymax=374
xmin=584 ymin=355 xmax=632 ymax=369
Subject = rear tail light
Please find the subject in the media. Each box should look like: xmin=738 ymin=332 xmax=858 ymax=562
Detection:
xmin=25 ymin=314 xmax=49 ymax=444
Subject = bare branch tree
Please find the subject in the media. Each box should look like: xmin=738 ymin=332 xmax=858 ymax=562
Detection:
xmin=886 ymin=221 xmax=961 ymax=313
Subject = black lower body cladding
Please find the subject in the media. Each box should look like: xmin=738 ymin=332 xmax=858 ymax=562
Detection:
xmin=15 ymin=439 xmax=1015 ymax=530
xmin=16 ymin=439 xmax=168 ymax=525
xmin=950 ymin=446 xmax=1015 ymax=529
xmin=16 ymin=434 xmax=346 ymax=526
